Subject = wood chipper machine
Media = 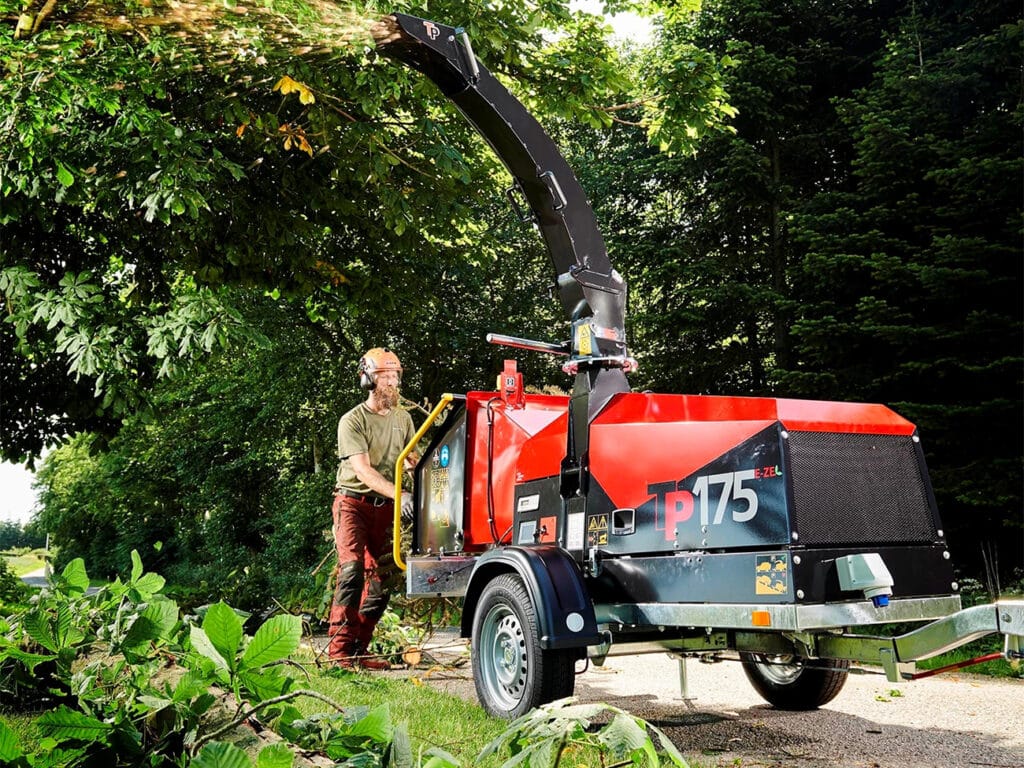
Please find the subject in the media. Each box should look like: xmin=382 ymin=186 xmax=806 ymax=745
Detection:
xmin=369 ymin=14 xmax=1023 ymax=719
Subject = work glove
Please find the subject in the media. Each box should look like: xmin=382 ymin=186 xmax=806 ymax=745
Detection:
xmin=400 ymin=492 xmax=415 ymax=523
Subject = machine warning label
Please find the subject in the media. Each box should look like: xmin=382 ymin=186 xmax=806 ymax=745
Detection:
xmin=755 ymin=554 xmax=789 ymax=595
xmin=566 ymin=513 xmax=585 ymax=550
xmin=430 ymin=466 xmax=450 ymax=505
xmin=587 ymin=514 xmax=609 ymax=546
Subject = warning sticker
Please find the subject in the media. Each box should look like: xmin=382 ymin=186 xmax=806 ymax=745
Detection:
xmin=576 ymin=324 xmax=592 ymax=356
xmin=431 ymin=467 xmax=450 ymax=504
xmin=566 ymin=513 xmax=585 ymax=550
xmin=587 ymin=514 xmax=609 ymax=546
xmin=755 ymin=554 xmax=789 ymax=595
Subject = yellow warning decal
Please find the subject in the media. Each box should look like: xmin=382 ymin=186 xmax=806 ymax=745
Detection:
xmin=576 ymin=324 xmax=592 ymax=356
xmin=755 ymin=554 xmax=789 ymax=595
xmin=587 ymin=514 xmax=609 ymax=546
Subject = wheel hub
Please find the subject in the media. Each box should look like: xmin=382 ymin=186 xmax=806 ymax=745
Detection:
xmin=479 ymin=604 xmax=527 ymax=708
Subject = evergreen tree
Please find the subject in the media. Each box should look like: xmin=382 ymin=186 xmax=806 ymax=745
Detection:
xmin=781 ymin=1 xmax=1023 ymax=577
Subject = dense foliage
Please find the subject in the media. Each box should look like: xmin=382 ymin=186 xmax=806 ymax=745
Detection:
xmin=4 ymin=0 xmax=1022 ymax=602
xmin=0 ymin=555 xmax=687 ymax=767
xmin=0 ymin=0 xmax=722 ymax=459
xmin=0 ymin=521 xmax=45 ymax=551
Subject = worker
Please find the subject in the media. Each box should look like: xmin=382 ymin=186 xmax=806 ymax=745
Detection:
xmin=328 ymin=347 xmax=416 ymax=669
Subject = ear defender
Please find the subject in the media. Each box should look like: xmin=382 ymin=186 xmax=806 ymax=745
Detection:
xmin=358 ymin=356 xmax=376 ymax=391
xmin=357 ymin=347 xmax=403 ymax=391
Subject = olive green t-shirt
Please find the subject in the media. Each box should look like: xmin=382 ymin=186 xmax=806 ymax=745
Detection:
xmin=334 ymin=402 xmax=416 ymax=494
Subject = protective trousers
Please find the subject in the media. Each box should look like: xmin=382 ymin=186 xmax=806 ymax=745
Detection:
xmin=327 ymin=494 xmax=395 ymax=660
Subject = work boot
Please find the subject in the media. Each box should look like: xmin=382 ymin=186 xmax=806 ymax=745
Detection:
xmin=332 ymin=654 xmax=391 ymax=671
xmin=353 ymin=642 xmax=391 ymax=671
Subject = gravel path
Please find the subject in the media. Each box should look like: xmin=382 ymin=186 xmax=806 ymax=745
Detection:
xmin=411 ymin=631 xmax=1024 ymax=768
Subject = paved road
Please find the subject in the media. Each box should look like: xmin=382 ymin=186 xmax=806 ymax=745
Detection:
xmin=20 ymin=567 xmax=49 ymax=589
xmin=412 ymin=632 xmax=1024 ymax=768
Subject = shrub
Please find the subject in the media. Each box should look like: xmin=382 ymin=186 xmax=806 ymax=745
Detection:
xmin=0 ymin=559 xmax=27 ymax=610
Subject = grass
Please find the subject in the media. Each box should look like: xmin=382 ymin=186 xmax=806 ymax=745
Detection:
xmin=0 ymin=549 xmax=47 ymax=577
xmin=287 ymin=664 xmax=510 ymax=766
xmin=0 ymin=711 xmax=38 ymax=746
xmin=916 ymin=638 xmax=1023 ymax=678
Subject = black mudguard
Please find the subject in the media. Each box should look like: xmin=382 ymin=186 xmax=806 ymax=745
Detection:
xmin=460 ymin=545 xmax=601 ymax=650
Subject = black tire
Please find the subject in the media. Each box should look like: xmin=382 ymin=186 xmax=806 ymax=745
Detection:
xmin=471 ymin=572 xmax=576 ymax=719
xmin=740 ymin=652 xmax=849 ymax=710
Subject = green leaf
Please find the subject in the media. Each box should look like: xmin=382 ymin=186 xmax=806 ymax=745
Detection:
xmin=203 ymin=602 xmax=243 ymax=670
xmin=130 ymin=549 xmax=144 ymax=583
xmin=1 ymin=647 xmax=58 ymax=673
xmin=51 ymin=602 xmax=79 ymax=649
xmin=138 ymin=695 xmax=173 ymax=712
xmin=650 ymin=722 xmax=689 ymax=767
xmin=421 ymin=747 xmax=462 ymax=768
xmin=58 ymin=558 xmax=89 ymax=595
xmin=237 ymin=669 xmax=290 ymax=701
xmin=189 ymin=626 xmax=229 ymax=673
xmin=256 ymin=743 xmax=294 ymax=768
xmin=54 ymin=160 xmax=74 ymax=188
xmin=122 ymin=597 xmax=179 ymax=651
xmin=501 ymin=741 xmax=553 ymax=768
xmin=172 ymin=669 xmax=214 ymax=702
xmin=36 ymin=706 xmax=112 ymax=743
xmin=389 ymin=722 xmax=413 ymax=768
xmin=190 ymin=740 xmax=253 ymax=768
xmin=22 ymin=610 xmax=58 ymax=652
xmin=240 ymin=614 xmax=301 ymax=669
xmin=0 ymin=720 xmax=23 ymax=762
xmin=598 ymin=713 xmax=657 ymax=765
xmin=133 ymin=571 xmax=166 ymax=598
xmin=348 ymin=704 xmax=391 ymax=743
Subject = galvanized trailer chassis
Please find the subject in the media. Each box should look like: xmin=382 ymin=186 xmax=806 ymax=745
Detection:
xmin=373 ymin=15 xmax=1024 ymax=717
xmin=403 ymin=550 xmax=1023 ymax=681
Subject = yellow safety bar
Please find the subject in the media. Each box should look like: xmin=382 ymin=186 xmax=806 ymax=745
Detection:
xmin=393 ymin=392 xmax=455 ymax=571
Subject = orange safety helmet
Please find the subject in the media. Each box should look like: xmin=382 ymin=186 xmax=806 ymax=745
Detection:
xmin=358 ymin=347 xmax=403 ymax=390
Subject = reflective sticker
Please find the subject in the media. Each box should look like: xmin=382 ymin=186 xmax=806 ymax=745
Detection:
xmin=755 ymin=554 xmax=789 ymax=595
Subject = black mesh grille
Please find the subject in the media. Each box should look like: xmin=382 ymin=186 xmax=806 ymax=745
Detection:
xmin=787 ymin=432 xmax=937 ymax=545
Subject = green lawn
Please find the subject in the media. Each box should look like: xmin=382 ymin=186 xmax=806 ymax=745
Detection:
xmin=0 ymin=550 xmax=47 ymax=577
xmin=289 ymin=667 xmax=509 ymax=766
xmin=916 ymin=645 xmax=1022 ymax=678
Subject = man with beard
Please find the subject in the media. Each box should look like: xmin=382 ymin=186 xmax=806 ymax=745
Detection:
xmin=328 ymin=347 xmax=417 ymax=669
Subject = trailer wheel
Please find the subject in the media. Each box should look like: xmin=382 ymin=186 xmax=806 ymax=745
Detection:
xmin=740 ymin=652 xmax=849 ymax=710
xmin=471 ymin=573 xmax=575 ymax=719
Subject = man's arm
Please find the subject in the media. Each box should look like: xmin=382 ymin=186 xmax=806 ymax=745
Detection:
xmin=348 ymin=452 xmax=400 ymax=499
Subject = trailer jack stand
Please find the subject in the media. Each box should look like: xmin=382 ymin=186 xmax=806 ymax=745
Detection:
xmin=677 ymin=656 xmax=691 ymax=701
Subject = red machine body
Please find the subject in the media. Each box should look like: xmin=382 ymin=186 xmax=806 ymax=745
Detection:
xmin=463 ymin=391 xmax=567 ymax=550
xmin=454 ymin=390 xmax=918 ymax=553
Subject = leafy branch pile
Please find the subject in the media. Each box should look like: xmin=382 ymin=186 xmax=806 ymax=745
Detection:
xmin=0 ymin=552 xmax=311 ymax=766
xmin=0 ymin=555 xmax=689 ymax=767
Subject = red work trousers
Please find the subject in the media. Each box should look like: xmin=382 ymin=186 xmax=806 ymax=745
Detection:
xmin=327 ymin=493 xmax=395 ymax=660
